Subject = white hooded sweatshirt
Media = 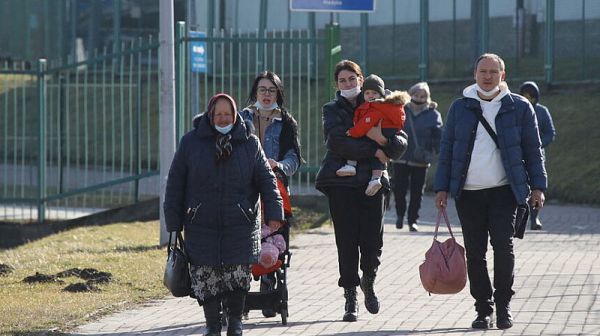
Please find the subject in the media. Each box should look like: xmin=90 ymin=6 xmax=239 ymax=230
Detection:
xmin=462 ymin=82 xmax=510 ymax=190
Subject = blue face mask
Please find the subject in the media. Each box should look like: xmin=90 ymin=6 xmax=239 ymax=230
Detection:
xmin=215 ymin=123 xmax=233 ymax=134
xmin=254 ymin=101 xmax=279 ymax=111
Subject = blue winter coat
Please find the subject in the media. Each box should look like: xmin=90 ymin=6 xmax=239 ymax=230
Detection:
xmin=397 ymin=103 xmax=443 ymax=166
xmin=533 ymin=103 xmax=555 ymax=149
xmin=433 ymin=93 xmax=547 ymax=205
xmin=163 ymin=113 xmax=284 ymax=267
xmin=519 ymin=81 xmax=555 ymax=149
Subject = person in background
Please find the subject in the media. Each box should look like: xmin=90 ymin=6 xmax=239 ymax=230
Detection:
xmin=434 ymin=54 xmax=547 ymax=330
xmin=391 ymin=82 xmax=443 ymax=232
xmin=337 ymin=74 xmax=408 ymax=196
xmin=519 ymin=81 xmax=555 ymax=230
xmin=163 ymin=93 xmax=284 ymax=336
xmin=239 ymin=71 xmax=302 ymax=318
xmin=315 ymin=60 xmax=408 ymax=322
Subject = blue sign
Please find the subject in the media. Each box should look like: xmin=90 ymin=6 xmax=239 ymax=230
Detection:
xmin=190 ymin=31 xmax=207 ymax=73
xmin=290 ymin=0 xmax=375 ymax=12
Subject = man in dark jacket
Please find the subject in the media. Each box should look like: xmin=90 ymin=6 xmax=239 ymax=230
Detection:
xmin=434 ymin=54 xmax=547 ymax=330
xmin=519 ymin=81 xmax=556 ymax=230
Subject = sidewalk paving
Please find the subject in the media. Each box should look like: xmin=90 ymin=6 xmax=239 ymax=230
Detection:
xmin=70 ymin=194 xmax=600 ymax=336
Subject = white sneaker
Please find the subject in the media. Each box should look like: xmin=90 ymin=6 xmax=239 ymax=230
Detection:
xmin=365 ymin=179 xmax=382 ymax=196
xmin=336 ymin=165 xmax=356 ymax=177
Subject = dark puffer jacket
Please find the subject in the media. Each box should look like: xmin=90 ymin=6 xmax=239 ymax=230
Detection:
xmin=433 ymin=93 xmax=547 ymax=205
xmin=315 ymin=91 xmax=408 ymax=194
xmin=163 ymin=113 xmax=284 ymax=267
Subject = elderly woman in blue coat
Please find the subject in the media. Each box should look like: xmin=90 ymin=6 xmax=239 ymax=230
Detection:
xmin=164 ymin=93 xmax=284 ymax=336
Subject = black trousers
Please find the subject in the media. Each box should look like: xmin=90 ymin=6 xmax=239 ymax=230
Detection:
xmin=455 ymin=185 xmax=517 ymax=314
xmin=327 ymin=186 xmax=385 ymax=288
xmin=392 ymin=163 xmax=427 ymax=224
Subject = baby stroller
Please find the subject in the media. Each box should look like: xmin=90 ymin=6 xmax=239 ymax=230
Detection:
xmin=224 ymin=178 xmax=293 ymax=325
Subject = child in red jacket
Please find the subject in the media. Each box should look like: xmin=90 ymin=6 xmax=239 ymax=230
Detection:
xmin=336 ymin=74 xmax=409 ymax=196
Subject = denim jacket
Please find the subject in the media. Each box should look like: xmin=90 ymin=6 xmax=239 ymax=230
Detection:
xmin=239 ymin=107 xmax=300 ymax=177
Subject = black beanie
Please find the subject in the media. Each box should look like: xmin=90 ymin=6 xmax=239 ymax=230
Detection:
xmin=362 ymin=74 xmax=385 ymax=98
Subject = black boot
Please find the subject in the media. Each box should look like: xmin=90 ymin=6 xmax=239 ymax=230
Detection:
xmin=202 ymin=298 xmax=222 ymax=336
xmin=225 ymin=290 xmax=246 ymax=336
xmin=342 ymin=287 xmax=358 ymax=322
xmin=472 ymin=301 xmax=494 ymax=329
xmin=396 ymin=217 xmax=403 ymax=229
xmin=360 ymin=275 xmax=380 ymax=314
xmin=471 ymin=313 xmax=493 ymax=329
xmin=496 ymin=303 xmax=513 ymax=329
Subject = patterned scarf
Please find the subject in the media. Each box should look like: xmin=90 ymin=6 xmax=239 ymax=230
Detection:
xmin=215 ymin=133 xmax=233 ymax=162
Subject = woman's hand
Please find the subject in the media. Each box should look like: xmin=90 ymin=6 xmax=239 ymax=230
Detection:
xmin=375 ymin=149 xmax=390 ymax=164
xmin=268 ymin=220 xmax=281 ymax=232
xmin=366 ymin=120 xmax=389 ymax=146
xmin=267 ymin=159 xmax=277 ymax=169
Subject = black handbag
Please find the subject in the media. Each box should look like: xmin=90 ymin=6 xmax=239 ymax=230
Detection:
xmin=163 ymin=231 xmax=191 ymax=297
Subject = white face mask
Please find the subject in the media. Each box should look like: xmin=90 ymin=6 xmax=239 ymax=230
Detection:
xmin=340 ymin=86 xmax=361 ymax=100
xmin=215 ymin=123 xmax=233 ymax=134
xmin=253 ymin=101 xmax=278 ymax=111
xmin=475 ymin=84 xmax=500 ymax=97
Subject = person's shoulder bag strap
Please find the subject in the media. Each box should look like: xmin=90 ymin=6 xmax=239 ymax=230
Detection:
xmin=407 ymin=111 xmax=420 ymax=148
xmin=471 ymin=109 xmax=499 ymax=149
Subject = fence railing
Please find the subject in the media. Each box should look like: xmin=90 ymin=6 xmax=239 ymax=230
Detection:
xmin=0 ymin=38 xmax=161 ymax=222
xmin=176 ymin=23 xmax=326 ymax=195
xmin=1 ymin=27 xmax=328 ymax=223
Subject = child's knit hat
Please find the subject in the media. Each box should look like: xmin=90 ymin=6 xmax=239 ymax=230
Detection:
xmin=362 ymin=74 xmax=386 ymax=98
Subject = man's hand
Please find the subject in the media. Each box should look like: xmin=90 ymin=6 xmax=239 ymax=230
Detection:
xmin=530 ymin=189 xmax=545 ymax=210
xmin=267 ymin=159 xmax=277 ymax=169
xmin=435 ymin=191 xmax=448 ymax=209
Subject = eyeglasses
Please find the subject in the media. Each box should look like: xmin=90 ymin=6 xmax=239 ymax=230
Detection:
xmin=257 ymin=87 xmax=278 ymax=95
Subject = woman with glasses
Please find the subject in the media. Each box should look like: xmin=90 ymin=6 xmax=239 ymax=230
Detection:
xmin=315 ymin=60 xmax=407 ymax=322
xmin=239 ymin=71 xmax=303 ymax=318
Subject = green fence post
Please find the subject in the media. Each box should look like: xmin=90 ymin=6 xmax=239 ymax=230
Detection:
xmin=325 ymin=23 xmax=341 ymax=101
xmin=176 ymin=21 xmax=186 ymax=143
xmin=419 ymin=0 xmax=429 ymax=81
xmin=545 ymin=0 xmax=554 ymax=84
xmin=479 ymin=0 xmax=489 ymax=55
xmin=38 ymin=59 xmax=47 ymax=222
xmin=360 ymin=14 xmax=368 ymax=75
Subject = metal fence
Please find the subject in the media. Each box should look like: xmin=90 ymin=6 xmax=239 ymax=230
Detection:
xmin=337 ymin=0 xmax=600 ymax=84
xmin=2 ymin=0 xmax=598 ymax=86
xmin=176 ymin=23 xmax=326 ymax=195
xmin=0 ymin=38 xmax=160 ymax=222
xmin=1 ymin=27 xmax=327 ymax=223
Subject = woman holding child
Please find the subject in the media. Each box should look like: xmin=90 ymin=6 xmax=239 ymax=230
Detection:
xmin=315 ymin=60 xmax=408 ymax=322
